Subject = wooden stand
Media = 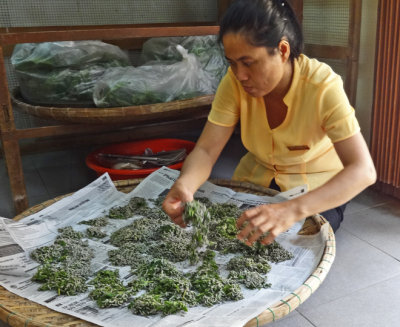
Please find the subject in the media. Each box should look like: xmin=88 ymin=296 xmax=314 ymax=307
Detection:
xmin=0 ymin=23 xmax=219 ymax=214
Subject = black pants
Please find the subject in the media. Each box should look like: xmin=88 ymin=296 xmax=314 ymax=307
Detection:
xmin=269 ymin=178 xmax=345 ymax=232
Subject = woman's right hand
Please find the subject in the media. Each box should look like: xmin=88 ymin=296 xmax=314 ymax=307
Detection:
xmin=162 ymin=122 xmax=235 ymax=227
xmin=162 ymin=179 xmax=194 ymax=228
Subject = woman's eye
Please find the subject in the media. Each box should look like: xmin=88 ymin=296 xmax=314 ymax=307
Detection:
xmin=243 ymin=62 xmax=253 ymax=67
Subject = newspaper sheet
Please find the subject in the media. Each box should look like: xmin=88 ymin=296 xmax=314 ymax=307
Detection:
xmin=0 ymin=167 xmax=328 ymax=327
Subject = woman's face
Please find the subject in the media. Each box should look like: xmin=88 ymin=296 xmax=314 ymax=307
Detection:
xmin=222 ymin=32 xmax=289 ymax=98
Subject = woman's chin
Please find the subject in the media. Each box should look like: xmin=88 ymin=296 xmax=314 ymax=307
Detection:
xmin=244 ymin=87 xmax=258 ymax=97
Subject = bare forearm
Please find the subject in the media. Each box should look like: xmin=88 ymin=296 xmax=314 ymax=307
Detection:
xmin=176 ymin=147 xmax=216 ymax=194
xmin=175 ymin=121 xmax=235 ymax=195
xmin=291 ymin=133 xmax=376 ymax=219
xmin=291 ymin=160 xmax=376 ymax=219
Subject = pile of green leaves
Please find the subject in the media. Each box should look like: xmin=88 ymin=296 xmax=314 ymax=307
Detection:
xmin=128 ymin=252 xmax=242 ymax=316
xmin=105 ymin=197 xmax=293 ymax=316
xmin=89 ymin=270 xmax=135 ymax=308
xmin=86 ymin=226 xmax=107 ymax=239
xmin=31 ymin=226 xmax=94 ymax=295
xmin=183 ymin=200 xmax=212 ymax=263
xmin=128 ymin=258 xmax=193 ymax=316
xmin=79 ymin=216 xmax=108 ymax=227
xmin=30 ymin=194 xmax=294 ymax=318
xmin=189 ymin=250 xmax=243 ymax=306
xmin=227 ymin=256 xmax=272 ymax=289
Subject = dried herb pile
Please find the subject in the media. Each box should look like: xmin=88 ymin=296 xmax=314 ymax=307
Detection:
xmin=31 ymin=226 xmax=94 ymax=295
xmin=30 ymin=195 xmax=294 ymax=317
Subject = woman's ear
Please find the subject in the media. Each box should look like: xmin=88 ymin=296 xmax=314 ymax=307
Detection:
xmin=278 ymin=40 xmax=291 ymax=61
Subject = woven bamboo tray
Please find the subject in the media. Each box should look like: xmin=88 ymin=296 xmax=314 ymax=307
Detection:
xmin=11 ymin=89 xmax=214 ymax=124
xmin=1 ymin=179 xmax=335 ymax=327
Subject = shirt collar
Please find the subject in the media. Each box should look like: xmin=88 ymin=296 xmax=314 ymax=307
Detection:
xmin=283 ymin=55 xmax=301 ymax=107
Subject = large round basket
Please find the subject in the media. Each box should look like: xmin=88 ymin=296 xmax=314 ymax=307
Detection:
xmin=1 ymin=179 xmax=335 ymax=327
xmin=11 ymin=89 xmax=214 ymax=124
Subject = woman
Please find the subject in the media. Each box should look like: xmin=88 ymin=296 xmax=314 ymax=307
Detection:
xmin=162 ymin=0 xmax=376 ymax=246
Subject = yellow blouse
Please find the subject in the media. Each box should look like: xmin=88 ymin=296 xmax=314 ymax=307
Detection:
xmin=208 ymin=54 xmax=360 ymax=191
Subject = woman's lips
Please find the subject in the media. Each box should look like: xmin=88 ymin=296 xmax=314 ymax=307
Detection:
xmin=243 ymin=86 xmax=254 ymax=93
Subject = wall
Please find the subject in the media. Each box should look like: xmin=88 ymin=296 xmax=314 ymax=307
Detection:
xmin=303 ymin=0 xmax=378 ymax=146
xmin=355 ymin=0 xmax=379 ymax=146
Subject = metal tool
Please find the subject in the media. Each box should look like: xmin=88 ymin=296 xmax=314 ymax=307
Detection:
xmin=96 ymin=148 xmax=187 ymax=168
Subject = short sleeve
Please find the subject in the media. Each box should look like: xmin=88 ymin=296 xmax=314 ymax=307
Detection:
xmin=208 ymin=69 xmax=240 ymax=127
xmin=319 ymin=76 xmax=360 ymax=143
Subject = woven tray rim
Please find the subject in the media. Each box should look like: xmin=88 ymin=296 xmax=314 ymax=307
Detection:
xmin=11 ymin=88 xmax=214 ymax=124
xmin=4 ymin=178 xmax=335 ymax=327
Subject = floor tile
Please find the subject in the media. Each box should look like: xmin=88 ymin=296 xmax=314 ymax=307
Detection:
xmin=0 ymin=190 xmax=14 ymax=218
xmin=345 ymin=186 xmax=397 ymax=214
xmin=342 ymin=201 xmax=400 ymax=260
xmin=26 ymin=148 xmax=93 ymax=169
xmin=24 ymin=169 xmax=48 ymax=199
xmin=263 ymin=310 xmax=315 ymax=327
xmin=297 ymin=229 xmax=400 ymax=311
xmin=37 ymin=163 xmax=96 ymax=198
xmin=299 ymin=274 xmax=400 ymax=327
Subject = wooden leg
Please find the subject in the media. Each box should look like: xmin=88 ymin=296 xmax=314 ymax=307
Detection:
xmin=1 ymin=137 xmax=28 ymax=214
xmin=0 ymin=46 xmax=28 ymax=214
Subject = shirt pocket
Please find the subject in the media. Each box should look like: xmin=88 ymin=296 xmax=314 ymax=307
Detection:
xmin=281 ymin=144 xmax=311 ymax=165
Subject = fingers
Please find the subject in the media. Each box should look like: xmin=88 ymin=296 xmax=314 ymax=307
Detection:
xmin=162 ymin=196 xmax=185 ymax=227
xmin=170 ymin=213 xmax=186 ymax=228
xmin=162 ymin=185 xmax=193 ymax=228
xmin=260 ymin=230 xmax=277 ymax=245
xmin=236 ymin=206 xmax=261 ymax=229
xmin=236 ymin=204 xmax=280 ymax=246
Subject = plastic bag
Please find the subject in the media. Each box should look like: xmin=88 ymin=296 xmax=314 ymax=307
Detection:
xmin=15 ymin=64 xmax=110 ymax=106
xmin=11 ymin=41 xmax=130 ymax=106
xmin=141 ymin=35 xmax=228 ymax=90
xmin=11 ymin=40 xmax=130 ymax=70
xmin=93 ymin=45 xmax=214 ymax=107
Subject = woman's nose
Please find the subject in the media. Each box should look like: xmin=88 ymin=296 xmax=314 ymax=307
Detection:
xmin=235 ymin=65 xmax=249 ymax=82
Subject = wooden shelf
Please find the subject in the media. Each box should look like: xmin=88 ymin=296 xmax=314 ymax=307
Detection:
xmin=0 ymin=23 xmax=220 ymax=214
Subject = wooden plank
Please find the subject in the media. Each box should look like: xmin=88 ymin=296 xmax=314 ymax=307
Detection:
xmin=1 ymin=109 xmax=208 ymax=140
xmin=14 ymin=117 xmax=206 ymax=155
xmin=0 ymin=47 xmax=15 ymax=132
xmin=3 ymin=124 xmax=127 ymax=140
xmin=0 ymin=46 xmax=29 ymax=214
xmin=1 ymin=138 xmax=28 ymax=214
xmin=0 ymin=24 xmax=219 ymax=45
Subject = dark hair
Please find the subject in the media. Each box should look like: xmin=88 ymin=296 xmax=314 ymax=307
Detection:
xmin=219 ymin=0 xmax=303 ymax=61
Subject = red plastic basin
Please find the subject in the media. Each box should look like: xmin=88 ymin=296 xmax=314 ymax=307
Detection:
xmin=85 ymin=138 xmax=195 ymax=180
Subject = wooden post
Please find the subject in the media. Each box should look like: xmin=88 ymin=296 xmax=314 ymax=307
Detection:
xmin=0 ymin=46 xmax=29 ymax=214
xmin=217 ymin=0 xmax=234 ymax=22
xmin=346 ymin=0 xmax=362 ymax=106
xmin=287 ymin=0 xmax=304 ymax=24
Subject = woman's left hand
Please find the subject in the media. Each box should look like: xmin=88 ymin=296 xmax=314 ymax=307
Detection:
xmin=236 ymin=202 xmax=299 ymax=246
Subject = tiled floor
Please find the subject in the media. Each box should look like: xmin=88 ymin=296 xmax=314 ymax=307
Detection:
xmin=1 ymin=132 xmax=400 ymax=327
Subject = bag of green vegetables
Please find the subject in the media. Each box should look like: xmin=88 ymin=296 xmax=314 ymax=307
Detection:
xmin=11 ymin=41 xmax=130 ymax=106
xmin=140 ymin=35 xmax=228 ymax=91
xmin=93 ymin=45 xmax=214 ymax=107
